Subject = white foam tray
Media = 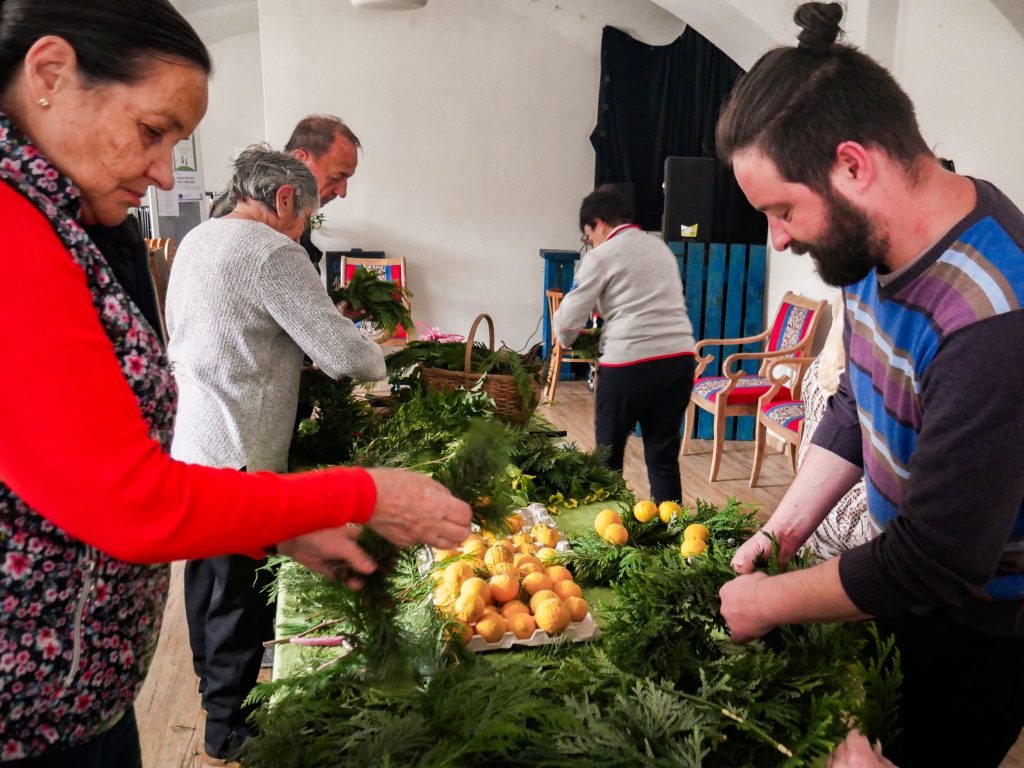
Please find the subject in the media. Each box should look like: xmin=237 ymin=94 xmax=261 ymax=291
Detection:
xmin=467 ymin=611 xmax=598 ymax=653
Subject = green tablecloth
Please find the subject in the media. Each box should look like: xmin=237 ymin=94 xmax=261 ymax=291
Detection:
xmin=272 ymin=498 xmax=632 ymax=678
xmin=546 ymin=498 xmax=632 ymax=620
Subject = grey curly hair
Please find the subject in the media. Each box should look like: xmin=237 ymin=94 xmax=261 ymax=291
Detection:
xmin=228 ymin=143 xmax=319 ymax=215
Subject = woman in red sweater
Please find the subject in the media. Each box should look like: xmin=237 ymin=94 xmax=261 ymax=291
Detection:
xmin=0 ymin=2 xmax=470 ymax=764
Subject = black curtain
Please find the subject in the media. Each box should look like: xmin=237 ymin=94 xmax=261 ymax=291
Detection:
xmin=590 ymin=25 xmax=767 ymax=244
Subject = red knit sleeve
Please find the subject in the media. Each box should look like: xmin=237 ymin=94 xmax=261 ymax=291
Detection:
xmin=0 ymin=184 xmax=376 ymax=563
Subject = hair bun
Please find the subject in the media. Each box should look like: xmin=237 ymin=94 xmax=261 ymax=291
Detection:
xmin=794 ymin=2 xmax=844 ymax=52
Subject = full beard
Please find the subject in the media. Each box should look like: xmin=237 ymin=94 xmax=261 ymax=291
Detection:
xmin=790 ymin=191 xmax=888 ymax=288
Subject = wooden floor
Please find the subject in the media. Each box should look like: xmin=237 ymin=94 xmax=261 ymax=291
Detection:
xmin=136 ymin=381 xmax=1024 ymax=766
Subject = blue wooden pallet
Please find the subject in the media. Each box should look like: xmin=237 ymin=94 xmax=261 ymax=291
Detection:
xmin=671 ymin=241 xmax=766 ymax=441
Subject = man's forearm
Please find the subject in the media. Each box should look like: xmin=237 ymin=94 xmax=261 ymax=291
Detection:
xmin=761 ymin=555 xmax=869 ymax=625
xmin=763 ymin=444 xmax=863 ymax=558
xmin=721 ymin=556 xmax=871 ymax=643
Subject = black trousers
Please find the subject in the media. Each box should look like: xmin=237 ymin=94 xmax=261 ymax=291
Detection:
xmin=184 ymin=554 xmax=277 ymax=754
xmin=8 ymin=708 xmax=142 ymax=768
xmin=878 ymin=612 xmax=1024 ymax=768
xmin=595 ymin=354 xmax=695 ymax=504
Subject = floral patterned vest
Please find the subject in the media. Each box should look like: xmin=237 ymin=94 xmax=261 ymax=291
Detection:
xmin=0 ymin=115 xmax=176 ymax=760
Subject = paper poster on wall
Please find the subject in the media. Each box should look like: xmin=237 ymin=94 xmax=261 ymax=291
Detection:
xmin=173 ymin=170 xmax=204 ymax=202
xmin=174 ymin=137 xmax=197 ymax=171
xmin=156 ymin=187 xmax=180 ymax=217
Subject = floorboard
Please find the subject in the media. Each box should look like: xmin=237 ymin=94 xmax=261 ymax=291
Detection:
xmin=136 ymin=380 xmax=1024 ymax=765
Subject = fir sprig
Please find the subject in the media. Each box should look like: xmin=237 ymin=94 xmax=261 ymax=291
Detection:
xmin=329 ymin=266 xmax=412 ymax=334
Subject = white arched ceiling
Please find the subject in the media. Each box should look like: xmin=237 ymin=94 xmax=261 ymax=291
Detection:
xmin=172 ymin=0 xmax=258 ymax=45
xmin=646 ymin=0 xmax=783 ymax=69
xmin=993 ymin=0 xmax=1024 ymax=40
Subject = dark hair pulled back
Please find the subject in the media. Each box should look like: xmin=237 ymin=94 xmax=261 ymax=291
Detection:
xmin=0 ymin=0 xmax=211 ymax=93
xmin=795 ymin=1 xmax=843 ymax=53
xmin=716 ymin=2 xmax=931 ymax=195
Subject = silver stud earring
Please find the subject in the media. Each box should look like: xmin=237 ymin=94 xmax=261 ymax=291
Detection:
xmin=37 ymin=97 xmax=50 ymax=109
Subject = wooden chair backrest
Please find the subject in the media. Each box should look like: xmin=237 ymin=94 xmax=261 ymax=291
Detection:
xmin=341 ymin=256 xmax=409 ymax=340
xmin=143 ymin=238 xmax=174 ymax=341
xmin=758 ymin=291 xmax=827 ymax=375
xmin=340 ymin=256 xmax=407 ymax=291
xmin=545 ymin=289 xmax=564 ymax=347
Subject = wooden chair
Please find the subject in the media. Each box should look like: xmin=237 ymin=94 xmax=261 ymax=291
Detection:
xmin=682 ymin=291 xmax=827 ymax=482
xmin=748 ymin=355 xmax=816 ymax=487
xmin=339 ymin=256 xmax=412 ymax=344
xmin=143 ymin=237 xmax=174 ymax=341
xmin=544 ymin=289 xmax=599 ymax=403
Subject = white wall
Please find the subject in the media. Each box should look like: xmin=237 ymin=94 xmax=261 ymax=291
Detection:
xmin=175 ymin=0 xmax=266 ymax=193
xmin=187 ymin=0 xmax=1024 ymax=348
xmin=894 ymin=0 xmax=1024 ymax=206
xmin=256 ymin=0 xmax=683 ymax=348
xmin=199 ymin=29 xmax=267 ymax=192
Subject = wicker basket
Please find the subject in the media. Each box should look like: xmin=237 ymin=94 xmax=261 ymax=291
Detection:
xmin=420 ymin=314 xmax=541 ymax=425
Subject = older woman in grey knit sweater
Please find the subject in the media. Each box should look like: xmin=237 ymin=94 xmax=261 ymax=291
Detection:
xmin=166 ymin=145 xmax=386 ymax=763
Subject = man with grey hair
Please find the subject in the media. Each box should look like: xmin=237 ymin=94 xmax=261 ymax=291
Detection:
xmin=166 ymin=144 xmax=385 ymax=764
xmin=284 ymin=114 xmax=362 ymax=271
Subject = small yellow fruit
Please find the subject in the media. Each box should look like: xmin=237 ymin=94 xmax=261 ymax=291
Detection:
xmin=679 ymin=538 xmax=708 ymax=559
xmin=448 ymin=620 xmax=473 ymax=645
xmin=433 ymin=584 xmax=458 ymax=613
xmin=517 ymin=562 xmax=544 ymax=578
xmin=563 ymin=595 xmax=589 ymax=622
xmin=474 ymin=613 xmax=508 ymax=644
xmin=659 ymin=501 xmax=682 ymax=524
xmin=490 ymin=561 xmax=517 ymax=577
xmin=534 ymin=597 xmax=570 ymax=635
xmin=484 ymin=543 xmax=514 ymax=570
xmin=510 ymin=533 xmax=534 ymax=554
xmin=633 ymin=499 xmax=659 ymax=522
xmin=535 ymin=547 xmax=560 ymax=564
xmin=529 ymin=588 xmax=560 ymax=614
xmin=513 ymin=553 xmax=543 ymax=570
xmin=508 ymin=612 xmax=537 ymax=640
xmin=460 ymin=576 xmax=492 ymax=604
xmin=683 ymin=523 xmax=711 ymax=542
xmin=442 ymin=561 xmax=475 ymax=590
xmin=552 ymin=580 xmax=582 ymax=601
xmin=488 ymin=573 xmax=520 ymax=604
xmin=505 ymin=515 xmax=524 ymax=534
xmin=454 ymin=593 xmax=485 ymax=623
xmin=433 ymin=548 xmax=457 ymax=561
xmin=522 ymin=571 xmax=554 ymax=596
xmin=462 ymin=537 xmax=487 ymax=558
xmin=602 ymin=523 xmax=629 ymax=546
xmin=531 ymin=524 xmax=561 ymax=548
xmin=594 ymin=508 xmax=623 ymax=537
xmin=544 ymin=565 xmax=573 ymax=584
xmin=500 ymin=600 xmax=531 ymax=620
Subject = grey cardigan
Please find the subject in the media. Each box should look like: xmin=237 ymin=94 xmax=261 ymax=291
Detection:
xmin=553 ymin=225 xmax=695 ymax=365
xmin=166 ymin=218 xmax=385 ymax=472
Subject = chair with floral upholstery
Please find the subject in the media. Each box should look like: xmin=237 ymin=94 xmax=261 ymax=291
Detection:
xmin=681 ymin=291 xmax=827 ymax=482
xmin=748 ymin=355 xmax=816 ymax=487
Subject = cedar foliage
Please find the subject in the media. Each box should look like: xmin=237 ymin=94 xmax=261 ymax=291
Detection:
xmin=246 ymin=498 xmax=900 ymax=767
xmin=268 ymin=388 xmax=900 ymax=767
xmin=288 ymin=371 xmax=377 ymax=469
